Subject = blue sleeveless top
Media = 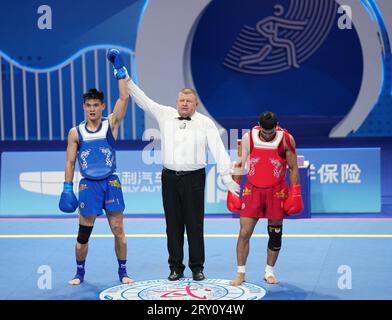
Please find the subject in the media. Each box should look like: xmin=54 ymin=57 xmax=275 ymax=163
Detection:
xmin=76 ymin=118 xmax=116 ymax=180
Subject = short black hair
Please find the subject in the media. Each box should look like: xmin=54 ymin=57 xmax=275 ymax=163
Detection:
xmin=83 ymin=88 xmax=104 ymax=103
xmin=259 ymin=111 xmax=278 ymax=130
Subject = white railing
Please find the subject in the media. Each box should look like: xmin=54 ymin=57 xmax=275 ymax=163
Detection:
xmin=0 ymin=45 xmax=137 ymax=141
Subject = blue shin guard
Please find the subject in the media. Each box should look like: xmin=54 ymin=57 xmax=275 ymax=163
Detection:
xmin=118 ymin=259 xmax=129 ymax=282
xmin=73 ymin=260 xmax=85 ymax=283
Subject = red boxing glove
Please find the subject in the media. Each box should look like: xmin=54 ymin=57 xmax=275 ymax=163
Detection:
xmin=283 ymin=184 xmax=304 ymax=215
xmin=227 ymin=191 xmax=242 ymax=213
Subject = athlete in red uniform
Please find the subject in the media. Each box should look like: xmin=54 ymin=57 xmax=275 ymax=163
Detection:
xmin=227 ymin=111 xmax=303 ymax=285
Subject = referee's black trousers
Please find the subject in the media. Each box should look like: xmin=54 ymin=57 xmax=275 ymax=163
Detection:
xmin=161 ymin=168 xmax=206 ymax=273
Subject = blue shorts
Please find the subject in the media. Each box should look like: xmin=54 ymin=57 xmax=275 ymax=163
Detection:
xmin=78 ymin=174 xmax=125 ymax=216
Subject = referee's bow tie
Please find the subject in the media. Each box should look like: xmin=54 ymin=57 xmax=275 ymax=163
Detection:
xmin=178 ymin=116 xmax=191 ymax=121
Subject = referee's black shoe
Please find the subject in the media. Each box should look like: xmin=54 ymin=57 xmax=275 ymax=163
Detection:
xmin=168 ymin=270 xmax=184 ymax=281
xmin=192 ymin=271 xmax=205 ymax=281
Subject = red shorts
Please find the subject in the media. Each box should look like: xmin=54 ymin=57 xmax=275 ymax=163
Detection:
xmin=240 ymin=180 xmax=288 ymax=220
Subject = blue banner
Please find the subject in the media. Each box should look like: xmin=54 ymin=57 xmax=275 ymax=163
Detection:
xmin=0 ymin=150 xmax=233 ymax=216
xmin=298 ymin=148 xmax=381 ymax=213
xmin=0 ymin=148 xmax=381 ymax=216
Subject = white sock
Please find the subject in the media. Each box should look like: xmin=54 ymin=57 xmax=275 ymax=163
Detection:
xmin=237 ymin=266 xmax=246 ymax=273
xmin=265 ymin=265 xmax=274 ymax=276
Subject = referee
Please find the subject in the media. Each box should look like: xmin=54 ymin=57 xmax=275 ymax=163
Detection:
xmin=116 ymin=64 xmax=239 ymax=281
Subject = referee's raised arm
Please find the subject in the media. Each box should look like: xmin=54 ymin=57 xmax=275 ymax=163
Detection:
xmin=125 ymin=76 xmax=173 ymax=119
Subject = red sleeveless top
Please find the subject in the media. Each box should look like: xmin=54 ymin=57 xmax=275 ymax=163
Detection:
xmin=247 ymin=126 xmax=294 ymax=188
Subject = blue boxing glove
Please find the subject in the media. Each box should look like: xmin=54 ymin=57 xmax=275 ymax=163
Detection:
xmin=59 ymin=181 xmax=78 ymax=213
xmin=107 ymin=49 xmax=124 ymax=69
xmin=107 ymin=48 xmax=129 ymax=80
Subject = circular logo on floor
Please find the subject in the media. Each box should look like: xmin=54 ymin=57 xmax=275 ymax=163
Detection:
xmin=99 ymin=278 xmax=266 ymax=300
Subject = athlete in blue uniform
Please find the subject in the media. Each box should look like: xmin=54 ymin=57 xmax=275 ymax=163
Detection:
xmin=59 ymin=50 xmax=132 ymax=285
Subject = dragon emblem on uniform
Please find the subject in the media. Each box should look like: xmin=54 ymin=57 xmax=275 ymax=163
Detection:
xmin=270 ymin=158 xmax=283 ymax=178
xmin=248 ymin=157 xmax=261 ymax=176
xmin=79 ymin=149 xmax=91 ymax=170
xmin=100 ymin=147 xmax=114 ymax=167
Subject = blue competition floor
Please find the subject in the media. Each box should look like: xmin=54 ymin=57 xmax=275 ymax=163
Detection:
xmin=0 ymin=217 xmax=391 ymax=300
